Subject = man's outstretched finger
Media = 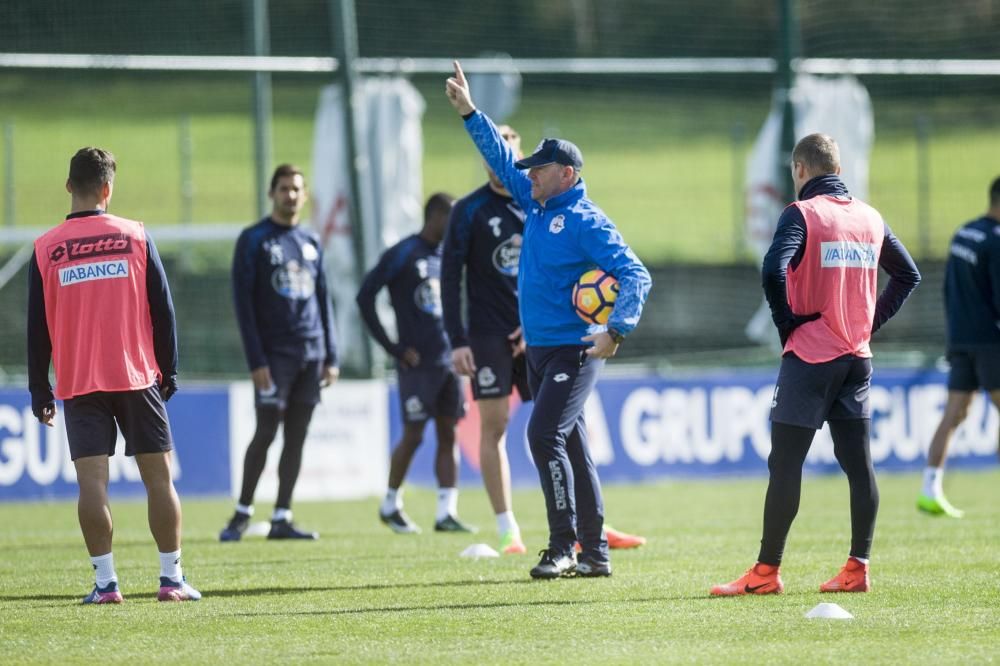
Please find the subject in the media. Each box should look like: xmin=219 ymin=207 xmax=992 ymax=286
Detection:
xmin=453 ymin=60 xmax=466 ymax=86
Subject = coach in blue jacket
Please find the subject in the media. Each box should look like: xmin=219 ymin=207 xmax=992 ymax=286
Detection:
xmin=447 ymin=61 xmax=652 ymax=579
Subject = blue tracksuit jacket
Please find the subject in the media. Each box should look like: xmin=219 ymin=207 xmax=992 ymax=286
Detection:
xmin=463 ymin=111 xmax=652 ymax=347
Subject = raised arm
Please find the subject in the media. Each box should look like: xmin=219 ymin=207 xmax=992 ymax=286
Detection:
xmin=446 ymin=61 xmax=533 ymax=210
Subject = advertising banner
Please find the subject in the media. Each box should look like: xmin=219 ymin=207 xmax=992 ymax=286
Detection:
xmin=0 ymin=386 xmax=230 ymax=500
xmin=392 ymin=369 xmax=998 ymax=488
xmin=228 ymin=380 xmax=388 ymax=502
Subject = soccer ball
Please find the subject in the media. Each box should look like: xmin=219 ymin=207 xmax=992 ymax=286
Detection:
xmin=572 ymin=269 xmax=619 ymax=325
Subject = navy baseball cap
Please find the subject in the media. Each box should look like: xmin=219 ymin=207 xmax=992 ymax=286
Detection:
xmin=514 ymin=138 xmax=583 ymax=170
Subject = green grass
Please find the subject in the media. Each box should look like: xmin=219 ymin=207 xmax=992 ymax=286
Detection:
xmin=1 ymin=470 xmax=997 ymax=664
xmin=1 ymin=71 xmax=998 ymax=262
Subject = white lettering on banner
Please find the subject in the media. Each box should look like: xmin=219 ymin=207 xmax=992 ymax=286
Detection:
xmin=619 ymin=386 xmax=773 ymax=466
xmin=617 ymin=382 xmax=998 ymax=468
xmin=0 ymin=406 xmax=25 ymax=485
xmin=584 ymin=392 xmax=614 ymax=465
xmin=23 ymin=407 xmax=61 ymax=485
xmin=229 ymin=381 xmax=388 ymax=501
xmin=0 ymin=405 xmax=180 ymax=488
xmin=820 ymin=241 xmax=878 ymax=269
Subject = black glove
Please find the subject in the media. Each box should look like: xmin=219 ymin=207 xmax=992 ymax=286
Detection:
xmin=778 ymin=312 xmax=821 ymax=347
xmin=31 ymin=390 xmax=55 ymax=422
xmin=159 ymin=374 xmax=179 ymax=402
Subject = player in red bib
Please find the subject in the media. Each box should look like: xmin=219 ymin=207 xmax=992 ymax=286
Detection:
xmin=27 ymin=147 xmax=199 ymax=603
xmin=711 ymin=134 xmax=920 ymax=596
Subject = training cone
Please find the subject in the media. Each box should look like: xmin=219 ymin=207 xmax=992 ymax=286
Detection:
xmin=805 ymin=602 xmax=854 ymax=620
xmin=460 ymin=543 xmax=500 ymax=559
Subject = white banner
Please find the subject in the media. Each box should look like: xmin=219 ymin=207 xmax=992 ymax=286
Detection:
xmin=311 ymin=78 xmax=426 ymax=373
xmin=228 ymin=380 xmax=389 ymax=501
xmin=745 ymin=74 xmax=874 ymax=344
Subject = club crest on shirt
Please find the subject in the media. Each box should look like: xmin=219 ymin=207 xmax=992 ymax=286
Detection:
xmin=477 ymin=366 xmax=497 ymax=387
xmin=271 ymin=260 xmax=315 ymax=299
xmin=301 ymin=241 xmax=319 ymax=262
xmin=405 ymin=396 xmax=425 ymax=418
xmin=413 ymin=278 xmax=442 ymax=317
xmin=549 ymin=215 xmax=565 ymax=234
xmin=264 ymin=240 xmax=284 ymax=266
xmin=492 ymin=233 xmax=522 ymax=277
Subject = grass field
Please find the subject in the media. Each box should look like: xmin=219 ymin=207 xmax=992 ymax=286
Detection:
xmin=1 ymin=470 xmax=997 ymax=664
xmin=2 ymin=71 xmax=998 ymax=262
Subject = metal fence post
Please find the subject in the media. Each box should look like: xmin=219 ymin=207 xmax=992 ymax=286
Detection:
xmin=330 ymin=0 xmax=373 ymax=377
xmin=916 ymin=114 xmax=931 ymax=259
xmin=3 ymin=121 xmax=13 ymax=228
xmin=248 ymin=0 xmax=273 ymax=219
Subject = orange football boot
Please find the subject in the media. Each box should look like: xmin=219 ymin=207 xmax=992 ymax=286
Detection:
xmin=819 ymin=557 xmax=870 ymax=593
xmin=710 ymin=562 xmax=784 ymax=596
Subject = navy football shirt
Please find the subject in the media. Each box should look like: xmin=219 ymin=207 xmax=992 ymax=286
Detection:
xmin=357 ymin=234 xmax=451 ymax=368
xmin=945 ymin=215 xmax=1000 ymax=349
xmin=232 ymin=217 xmax=338 ymax=370
xmin=441 ymin=184 xmax=524 ymax=348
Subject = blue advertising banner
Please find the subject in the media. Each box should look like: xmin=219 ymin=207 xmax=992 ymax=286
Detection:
xmin=391 ymin=368 xmax=999 ymax=488
xmin=0 ymin=387 xmax=231 ymax=500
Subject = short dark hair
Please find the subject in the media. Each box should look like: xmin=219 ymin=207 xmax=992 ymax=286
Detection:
xmin=269 ymin=164 xmax=304 ymax=192
xmin=792 ymin=133 xmax=840 ymax=174
xmin=990 ymin=176 xmax=1000 ymax=207
xmin=68 ymin=147 xmax=116 ymax=196
xmin=424 ymin=192 xmax=454 ymax=222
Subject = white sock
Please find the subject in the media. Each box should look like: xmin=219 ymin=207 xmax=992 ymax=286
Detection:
xmin=496 ymin=510 xmax=519 ymax=537
xmin=381 ymin=488 xmax=402 ymax=516
xmin=236 ymin=503 xmax=254 ymax=516
xmin=90 ymin=552 xmax=117 ymax=588
xmin=159 ymin=549 xmax=182 ymax=582
xmin=272 ymin=508 xmax=292 ymax=523
xmin=437 ymin=487 xmax=458 ymax=521
xmin=851 ymin=556 xmax=869 ymax=565
xmin=922 ymin=467 xmax=943 ymax=498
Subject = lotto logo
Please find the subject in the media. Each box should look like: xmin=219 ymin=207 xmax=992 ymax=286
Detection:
xmin=47 ymin=233 xmax=132 ymax=265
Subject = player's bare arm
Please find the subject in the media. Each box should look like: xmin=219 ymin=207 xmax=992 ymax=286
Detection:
xmin=445 ymin=60 xmax=475 ymax=116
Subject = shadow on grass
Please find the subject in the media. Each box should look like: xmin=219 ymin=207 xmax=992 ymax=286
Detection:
xmin=0 ymin=577 xmax=535 ymax=603
xmin=224 ymin=592 xmax=723 ymax=617
xmin=204 ymin=577 xmax=539 ymax=598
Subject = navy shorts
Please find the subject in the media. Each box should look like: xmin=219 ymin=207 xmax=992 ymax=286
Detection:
xmin=469 ymin=334 xmax=532 ymax=401
xmin=398 ymin=365 xmax=465 ymax=423
xmin=947 ymin=350 xmax=1000 ymax=391
xmin=63 ymin=385 xmax=174 ymax=461
xmin=770 ymin=353 xmax=872 ymax=429
xmin=256 ymin=355 xmax=323 ymax=410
